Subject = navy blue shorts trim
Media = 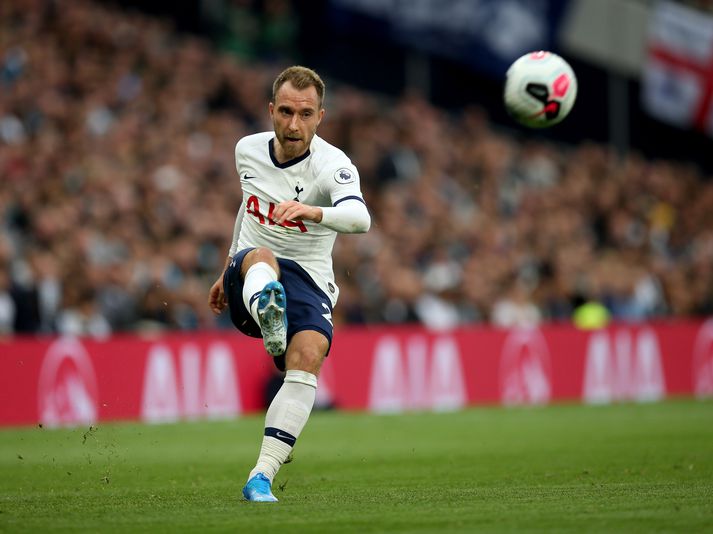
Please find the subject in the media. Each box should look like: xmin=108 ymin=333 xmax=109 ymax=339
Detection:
xmin=223 ymin=248 xmax=334 ymax=355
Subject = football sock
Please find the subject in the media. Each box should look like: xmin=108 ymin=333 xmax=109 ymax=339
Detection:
xmin=242 ymin=262 xmax=278 ymax=325
xmin=249 ymin=370 xmax=318 ymax=482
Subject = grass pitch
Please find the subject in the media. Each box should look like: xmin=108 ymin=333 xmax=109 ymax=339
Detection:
xmin=1 ymin=400 xmax=711 ymax=533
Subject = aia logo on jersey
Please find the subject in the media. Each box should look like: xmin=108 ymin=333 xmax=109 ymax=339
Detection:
xmin=246 ymin=195 xmax=308 ymax=233
xmin=334 ymin=168 xmax=355 ymax=184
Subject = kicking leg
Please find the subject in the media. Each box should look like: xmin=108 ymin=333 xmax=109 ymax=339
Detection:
xmin=240 ymin=248 xmax=287 ymax=356
xmin=240 ymin=248 xmax=279 ymax=325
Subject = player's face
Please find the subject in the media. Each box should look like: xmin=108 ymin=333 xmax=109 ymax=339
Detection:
xmin=269 ymin=81 xmax=324 ymax=162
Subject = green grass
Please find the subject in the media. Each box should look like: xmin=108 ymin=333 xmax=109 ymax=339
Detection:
xmin=1 ymin=400 xmax=712 ymax=533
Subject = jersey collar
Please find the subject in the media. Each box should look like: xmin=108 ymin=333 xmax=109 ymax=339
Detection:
xmin=269 ymin=138 xmax=311 ymax=169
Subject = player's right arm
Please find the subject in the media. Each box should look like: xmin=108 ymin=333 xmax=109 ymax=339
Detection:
xmin=208 ymin=255 xmax=232 ymax=315
xmin=208 ymin=190 xmax=246 ymax=315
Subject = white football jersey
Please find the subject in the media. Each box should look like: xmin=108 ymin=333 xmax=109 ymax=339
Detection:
xmin=234 ymin=132 xmax=366 ymax=305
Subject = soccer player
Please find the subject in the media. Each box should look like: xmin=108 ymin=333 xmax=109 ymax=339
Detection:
xmin=208 ymin=66 xmax=370 ymax=502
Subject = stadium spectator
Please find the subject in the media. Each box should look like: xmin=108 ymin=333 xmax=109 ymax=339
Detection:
xmin=0 ymin=266 xmax=15 ymax=335
xmin=491 ymin=275 xmax=542 ymax=328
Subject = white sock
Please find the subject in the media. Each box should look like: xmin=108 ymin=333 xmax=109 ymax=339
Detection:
xmin=249 ymin=370 xmax=318 ymax=482
xmin=242 ymin=262 xmax=278 ymax=325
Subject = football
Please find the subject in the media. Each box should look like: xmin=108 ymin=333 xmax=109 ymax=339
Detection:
xmin=503 ymin=51 xmax=577 ymax=128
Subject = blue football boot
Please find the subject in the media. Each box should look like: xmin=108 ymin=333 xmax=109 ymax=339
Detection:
xmin=242 ymin=473 xmax=278 ymax=502
xmin=257 ymin=280 xmax=288 ymax=357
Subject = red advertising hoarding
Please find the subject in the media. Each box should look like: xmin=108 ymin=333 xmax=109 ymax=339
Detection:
xmin=1 ymin=320 xmax=712 ymax=427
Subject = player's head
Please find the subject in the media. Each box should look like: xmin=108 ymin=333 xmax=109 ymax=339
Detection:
xmin=272 ymin=66 xmax=325 ymax=108
xmin=269 ymin=66 xmax=326 ymax=162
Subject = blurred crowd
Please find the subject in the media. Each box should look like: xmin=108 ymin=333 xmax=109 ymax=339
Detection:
xmin=1 ymin=0 xmax=712 ymax=338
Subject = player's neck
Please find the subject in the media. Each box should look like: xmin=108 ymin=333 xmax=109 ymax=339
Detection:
xmin=270 ymin=137 xmax=311 ymax=167
xmin=273 ymin=144 xmax=306 ymax=164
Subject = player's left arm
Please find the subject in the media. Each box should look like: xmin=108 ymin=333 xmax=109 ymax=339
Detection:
xmin=271 ymin=197 xmax=370 ymax=233
xmin=318 ymin=197 xmax=370 ymax=233
xmin=271 ymin=163 xmax=370 ymax=234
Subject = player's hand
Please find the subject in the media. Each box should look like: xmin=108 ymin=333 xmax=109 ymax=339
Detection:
xmin=272 ymin=200 xmax=322 ymax=224
xmin=208 ymin=275 xmax=227 ymax=315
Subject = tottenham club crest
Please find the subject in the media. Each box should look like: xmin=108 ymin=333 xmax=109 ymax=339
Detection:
xmin=334 ymin=168 xmax=355 ymax=184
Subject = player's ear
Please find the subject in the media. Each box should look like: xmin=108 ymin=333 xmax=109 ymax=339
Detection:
xmin=269 ymin=102 xmax=274 ymax=118
xmin=317 ymin=108 xmax=325 ymax=125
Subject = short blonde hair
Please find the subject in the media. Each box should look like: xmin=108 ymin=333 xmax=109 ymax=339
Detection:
xmin=272 ymin=66 xmax=326 ymax=108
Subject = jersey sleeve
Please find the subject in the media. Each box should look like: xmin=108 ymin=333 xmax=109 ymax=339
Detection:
xmin=317 ymin=159 xmax=370 ymax=233
xmin=234 ymin=138 xmax=245 ymax=174
xmin=228 ymin=202 xmax=246 ymax=256
xmin=322 ymin=162 xmax=366 ymax=206
xmin=320 ymin=198 xmax=370 ymax=233
xmin=229 ymin=138 xmax=248 ymax=255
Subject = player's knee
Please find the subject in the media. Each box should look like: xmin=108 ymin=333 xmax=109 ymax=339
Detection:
xmin=243 ymin=247 xmax=279 ymax=276
xmin=286 ymin=338 xmax=327 ymax=375
xmin=249 ymin=247 xmax=277 ymax=264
